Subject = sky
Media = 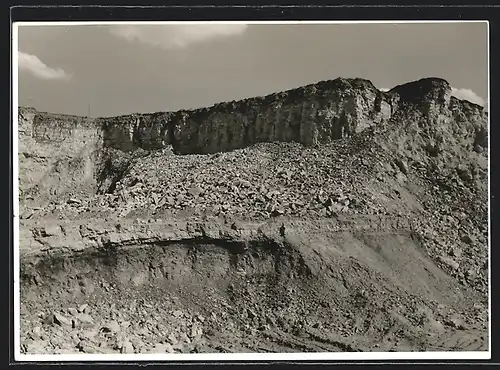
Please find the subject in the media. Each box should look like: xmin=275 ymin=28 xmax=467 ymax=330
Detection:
xmin=16 ymin=22 xmax=488 ymax=117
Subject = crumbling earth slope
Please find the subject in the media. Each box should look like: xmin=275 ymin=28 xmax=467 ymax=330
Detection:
xmin=18 ymin=77 xmax=488 ymax=355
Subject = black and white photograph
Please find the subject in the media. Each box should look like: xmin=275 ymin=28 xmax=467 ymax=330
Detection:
xmin=13 ymin=20 xmax=490 ymax=361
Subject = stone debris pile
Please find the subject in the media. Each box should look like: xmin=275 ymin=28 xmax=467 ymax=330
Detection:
xmin=21 ymin=299 xmax=211 ymax=354
xmin=97 ymin=141 xmax=404 ymax=220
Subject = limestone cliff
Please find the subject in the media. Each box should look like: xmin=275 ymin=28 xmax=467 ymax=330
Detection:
xmin=17 ymin=76 xmax=487 ymax=209
xmin=96 ymin=78 xmax=391 ymax=154
xmin=18 ymin=109 xmax=102 ymax=209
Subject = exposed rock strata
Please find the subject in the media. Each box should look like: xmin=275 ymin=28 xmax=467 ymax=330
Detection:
xmin=17 ymin=76 xmax=489 ymax=354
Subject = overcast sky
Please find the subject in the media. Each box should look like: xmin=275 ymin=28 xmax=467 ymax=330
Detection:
xmin=17 ymin=22 xmax=488 ymax=117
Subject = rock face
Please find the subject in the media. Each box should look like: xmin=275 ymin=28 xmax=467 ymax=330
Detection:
xmin=18 ymin=109 xmax=102 ymax=210
xmin=18 ymin=77 xmax=487 ymax=204
xmin=98 ymin=78 xmax=392 ymax=155
xmin=88 ymin=77 xmax=487 ymax=157
xmin=18 ymin=78 xmax=487 ymax=157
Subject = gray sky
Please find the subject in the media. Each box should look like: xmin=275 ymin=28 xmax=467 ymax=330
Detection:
xmin=17 ymin=22 xmax=488 ymax=117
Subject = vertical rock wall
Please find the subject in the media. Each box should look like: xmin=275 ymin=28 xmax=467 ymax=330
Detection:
xmin=16 ymin=77 xmax=487 ymax=209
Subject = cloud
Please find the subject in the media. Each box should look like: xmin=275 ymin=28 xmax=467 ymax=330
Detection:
xmin=109 ymin=24 xmax=248 ymax=49
xmin=18 ymin=51 xmax=71 ymax=81
xmin=451 ymin=87 xmax=486 ymax=107
xmin=379 ymin=87 xmax=390 ymax=92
